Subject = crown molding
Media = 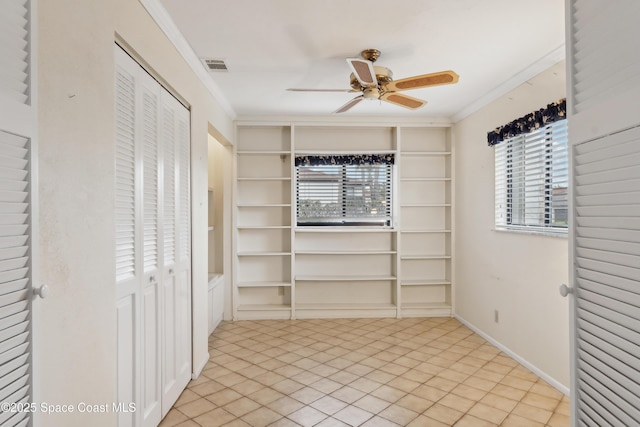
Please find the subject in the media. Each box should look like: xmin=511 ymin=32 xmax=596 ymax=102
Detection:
xmin=452 ymin=44 xmax=566 ymax=123
xmin=139 ymin=0 xmax=237 ymax=119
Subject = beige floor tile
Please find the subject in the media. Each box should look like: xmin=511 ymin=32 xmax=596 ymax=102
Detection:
xmin=310 ymin=395 xmax=350 ymax=415
xmin=192 ymin=407 xmax=236 ymax=427
xmin=159 ymin=408 xmax=188 ymax=427
xmin=230 ymin=379 xmax=266 ymax=396
xmin=223 ymin=396 xmax=261 ymax=418
xmin=314 ymin=417 xmax=350 ymax=427
xmin=239 ymin=406 xmax=282 ymax=427
xmin=370 ymin=385 xmax=406 ymax=403
xmin=164 ymin=319 xmax=570 ymax=427
xmin=269 ymin=417 xmax=303 ymax=427
xmin=521 ymin=391 xmax=562 ymax=411
xmin=353 ymin=395 xmax=391 ymax=414
xmin=454 ymin=414 xmax=498 ymax=427
xmin=267 ymin=396 xmax=306 ymax=416
xmin=330 ymin=386 xmax=367 ymax=404
xmin=512 ymin=402 xmax=553 ymax=424
xmin=248 ymin=387 xmax=284 ymax=406
xmin=289 ymin=386 xmax=325 ymax=405
xmin=287 ymin=406 xmax=328 ymax=426
xmin=395 ymin=394 xmax=433 ymax=413
xmin=501 ymin=413 xmax=546 ymax=427
xmin=178 ymin=397 xmax=217 ymax=418
xmin=468 ymin=402 xmax=509 ymax=424
xmin=479 ymin=392 xmax=518 ymax=413
xmin=377 ymin=404 xmax=419 ymax=425
xmin=333 ymin=405 xmax=375 ymax=426
xmin=547 ymin=412 xmax=571 ymax=427
xmin=406 ymin=414 xmax=449 ymax=427
xmin=422 ymin=403 xmax=464 ymax=425
xmin=438 ymin=393 xmax=475 ymax=413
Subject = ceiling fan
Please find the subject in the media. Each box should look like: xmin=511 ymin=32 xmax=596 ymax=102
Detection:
xmin=288 ymin=49 xmax=459 ymax=113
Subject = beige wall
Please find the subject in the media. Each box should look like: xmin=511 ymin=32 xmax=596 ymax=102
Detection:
xmin=36 ymin=1 xmax=233 ymax=425
xmin=453 ymin=61 xmax=570 ymax=390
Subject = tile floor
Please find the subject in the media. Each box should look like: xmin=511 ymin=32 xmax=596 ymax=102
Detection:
xmin=160 ymin=317 xmax=570 ymax=427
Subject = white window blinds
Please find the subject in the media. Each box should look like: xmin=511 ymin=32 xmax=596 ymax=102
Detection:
xmin=295 ymin=154 xmax=394 ymax=227
xmin=495 ymin=120 xmax=568 ymax=233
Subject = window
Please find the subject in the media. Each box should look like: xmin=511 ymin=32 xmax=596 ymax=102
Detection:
xmin=495 ymin=120 xmax=568 ymax=233
xmin=295 ymin=154 xmax=394 ymax=227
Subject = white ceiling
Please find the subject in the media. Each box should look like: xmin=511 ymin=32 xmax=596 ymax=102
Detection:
xmin=159 ymin=0 xmax=565 ymax=121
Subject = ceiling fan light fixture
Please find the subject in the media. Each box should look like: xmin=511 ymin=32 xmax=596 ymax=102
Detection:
xmin=363 ymin=87 xmax=380 ymax=100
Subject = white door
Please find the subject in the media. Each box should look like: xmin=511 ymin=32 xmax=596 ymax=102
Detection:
xmin=159 ymin=92 xmax=191 ymax=414
xmin=0 ymin=1 xmax=38 ymax=427
xmin=566 ymin=1 xmax=640 ymax=425
xmin=115 ymin=46 xmax=191 ymax=426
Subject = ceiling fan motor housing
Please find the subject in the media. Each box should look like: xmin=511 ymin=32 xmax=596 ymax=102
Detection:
xmin=349 ymin=66 xmax=393 ymax=91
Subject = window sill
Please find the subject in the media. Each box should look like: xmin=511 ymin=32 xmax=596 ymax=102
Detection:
xmin=493 ymin=227 xmax=568 ymax=238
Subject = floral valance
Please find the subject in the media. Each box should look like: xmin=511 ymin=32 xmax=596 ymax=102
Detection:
xmin=487 ymin=98 xmax=566 ymax=146
xmin=295 ymin=153 xmax=395 ymax=167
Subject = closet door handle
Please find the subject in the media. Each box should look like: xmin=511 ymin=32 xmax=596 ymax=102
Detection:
xmin=33 ymin=284 xmax=50 ymax=299
xmin=559 ymin=284 xmax=573 ymax=298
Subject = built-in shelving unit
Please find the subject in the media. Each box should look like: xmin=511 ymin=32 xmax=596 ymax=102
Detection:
xmin=397 ymin=127 xmax=453 ymax=317
xmin=233 ymin=123 xmax=453 ymax=320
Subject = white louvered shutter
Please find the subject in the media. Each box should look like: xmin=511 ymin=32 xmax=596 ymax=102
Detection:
xmin=0 ymin=2 xmax=35 ymax=426
xmin=0 ymin=0 xmax=31 ymax=106
xmin=162 ymin=106 xmax=176 ymax=267
xmin=573 ymin=126 xmax=640 ymax=426
xmin=177 ymin=113 xmax=190 ymax=263
xmin=142 ymin=87 xmax=159 ymax=275
xmin=115 ymin=67 xmax=138 ymax=286
xmin=570 ymin=1 xmax=640 ymax=114
xmin=0 ymin=131 xmax=31 ymax=427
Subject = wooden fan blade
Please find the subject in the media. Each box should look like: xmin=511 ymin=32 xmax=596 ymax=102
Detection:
xmin=383 ymin=70 xmax=459 ymax=92
xmin=380 ymin=92 xmax=426 ymax=110
xmin=334 ymin=96 xmax=364 ymax=113
xmin=346 ymin=58 xmax=377 ymax=87
xmin=287 ymin=88 xmax=355 ymax=92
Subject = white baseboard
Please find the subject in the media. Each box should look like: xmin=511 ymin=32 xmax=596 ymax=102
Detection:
xmin=192 ymin=352 xmax=210 ymax=380
xmin=455 ymin=314 xmax=570 ymax=397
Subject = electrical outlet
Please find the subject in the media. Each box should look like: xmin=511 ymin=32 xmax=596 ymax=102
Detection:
xmin=494 ymin=310 xmax=499 ymax=323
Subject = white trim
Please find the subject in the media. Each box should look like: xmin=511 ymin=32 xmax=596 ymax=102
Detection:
xmin=139 ymin=0 xmax=237 ymax=119
xmin=455 ymin=314 xmax=571 ymax=397
xmin=237 ymin=116 xmax=453 ymax=127
xmin=452 ymin=45 xmax=566 ymax=123
xmin=192 ymin=352 xmax=210 ymax=380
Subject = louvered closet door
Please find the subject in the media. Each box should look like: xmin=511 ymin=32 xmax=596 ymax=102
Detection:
xmin=0 ymin=1 xmax=36 ymax=427
xmin=572 ymin=126 xmax=640 ymax=426
xmin=160 ymin=91 xmax=191 ymax=414
xmin=115 ymin=52 xmax=141 ymax=427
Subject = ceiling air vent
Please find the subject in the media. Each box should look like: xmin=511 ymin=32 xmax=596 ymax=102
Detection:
xmin=202 ymin=58 xmax=228 ymax=72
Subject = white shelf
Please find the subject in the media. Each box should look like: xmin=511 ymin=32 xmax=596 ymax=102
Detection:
xmin=237 ymin=281 xmax=292 ymax=288
xmin=208 ymin=226 xmax=214 ymax=231
xmin=400 ymin=204 xmax=451 ymax=207
xmin=400 ymin=178 xmax=451 ymax=182
xmin=237 ymin=203 xmax=291 ymax=207
xmin=401 ymin=229 xmax=451 ymax=233
xmin=237 ymin=251 xmax=291 ymax=256
xmin=295 ymin=150 xmax=396 ymax=155
xmin=401 ymin=280 xmax=451 ymax=286
xmin=400 ymin=151 xmax=451 ymax=156
xmin=295 ymin=227 xmax=396 ymax=233
xmin=401 ymin=255 xmax=451 ymax=260
xmin=237 ymin=150 xmax=290 ymax=155
xmin=237 ymin=304 xmax=291 ymax=311
xmin=237 ymin=225 xmax=291 ymax=229
xmin=401 ymin=302 xmax=451 ymax=310
xmin=296 ymin=250 xmax=396 ymax=255
xmin=296 ymin=303 xmax=396 ymax=310
xmin=238 ymin=177 xmax=291 ymax=181
xmin=296 ymin=275 xmax=396 ymax=281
